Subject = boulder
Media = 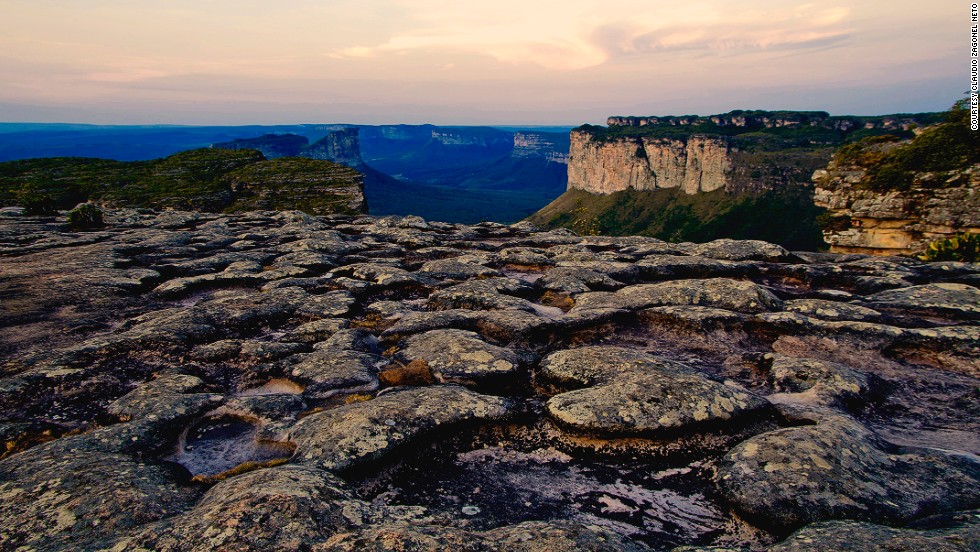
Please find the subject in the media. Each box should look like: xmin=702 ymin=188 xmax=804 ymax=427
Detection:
xmin=288 ymin=386 xmax=511 ymax=471
xmin=716 ymin=418 xmax=980 ymax=529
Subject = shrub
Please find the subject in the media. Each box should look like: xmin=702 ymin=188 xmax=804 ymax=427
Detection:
xmin=919 ymin=233 xmax=980 ymax=262
xmin=15 ymin=182 xmax=57 ymax=215
xmin=861 ymin=100 xmax=979 ymax=191
xmin=66 ymin=203 xmax=105 ymax=230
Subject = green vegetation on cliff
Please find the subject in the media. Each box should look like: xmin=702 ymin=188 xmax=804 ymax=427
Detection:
xmin=834 ymin=101 xmax=980 ymax=191
xmin=528 ymin=187 xmax=825 ymax=251
xmin=0 ymin=148 xmax=365 ymax=215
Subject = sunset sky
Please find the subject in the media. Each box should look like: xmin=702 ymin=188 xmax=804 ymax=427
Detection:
xmin=0 ymin=0 xmax=966 ymax=125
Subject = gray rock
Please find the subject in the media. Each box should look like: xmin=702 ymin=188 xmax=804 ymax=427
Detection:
xmin=868 ymin=283 xmax=980 ymax=320
xmin=636 ymin=255 xmax=754 ymax=280
xmin=418 ymin=258 xmax=502 ymax=280
xmin=716 ymin=418 xmax=980 ymax=529
xmin=428 ymin=278 xmax=539 ymax=312
xmin=571 ymin=278 xmax=783 ymax=314
xmin=762 ymin=354 xmax=875 ymax=407
xmin=768 ymin=513 xmax=980 ymax=551
xmin=289 ymin=347 xmax=380 ymax=399
xmin=0 ymin=440 xmax=198 ymax=551
xmin=288 ymin=386 xmax=511 ymax=471
xmin=541 ymin=347 xmax=769 ymax=436
xmin=537 ymin=267 xmax=623 ymax=294
xmin=692 ymin=239 xmax=793 ymax=262
xmin=115 ymin=466 xmax=365 ymax=552
xmin=283 ymin=318 xmax=350 ymax=344
xmin=317 ymin=520 xmax=649 ymax=551
xmin=783 ymin=298 xmax=883 ymax=321
xmin=108 ymin=373 xmax=223 ymax=422
xmin=397 ymin=329 xmax=521 ymax=386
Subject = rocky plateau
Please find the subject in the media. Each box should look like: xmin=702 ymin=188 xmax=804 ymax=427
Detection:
xmin=0 ymin=206 xmax=978 ymax=551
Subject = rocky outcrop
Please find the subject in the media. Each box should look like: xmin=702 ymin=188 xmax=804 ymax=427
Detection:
xmin=567 ymin=131 xmax=731 ymax=194
xmin=1 ymin=208 xmax=979 ymax=550
xmin=607 ymin=110 xmax=933 ymax=132
xmin=224 ymin=157 xmax=367 ymax=215
xmin=813 ymin=162 xmax=980 ymax=255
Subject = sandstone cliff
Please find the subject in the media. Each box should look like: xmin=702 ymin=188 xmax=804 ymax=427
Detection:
xmin=567 ymin=131 xmax=731 ymax=195
xmin=813 ymin=161 xmax=979 ymax=255
xmin=812 ymin=103 xmax=980 ymax=256
xmin=568 ymin=110 xmax=940 ymax=197
xmin=513 ymin=132 xmax=569 ymax=164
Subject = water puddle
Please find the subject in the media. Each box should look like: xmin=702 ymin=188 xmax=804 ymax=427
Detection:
xmin=239 ymin=378 xmax=305 ymax=396
xmin=363 ymin=444 xmax=732 ymax=548
xmin=502 ymin=270 xmax=544 ymax=284
xmin=530 ymin=303 xmax=566 ymax=319
xmin=168 ymin=415 xmax=294 ymax=477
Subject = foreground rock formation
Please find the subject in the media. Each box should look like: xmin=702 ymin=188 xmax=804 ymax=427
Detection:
xmin=1 ymin=207 xmax=978 ymax=551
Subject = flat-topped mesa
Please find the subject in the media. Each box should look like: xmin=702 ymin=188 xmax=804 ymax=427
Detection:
xmin=568 ymin=110 xmax=941 ymax=197
xmin=513 ymin=132 xmax=570 ymax=164
xmin=568 ymin=130 xmax=731 ymax=195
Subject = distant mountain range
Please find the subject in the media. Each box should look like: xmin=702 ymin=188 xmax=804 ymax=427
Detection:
xmin=0 ymin=123 xmax=573 ymax=224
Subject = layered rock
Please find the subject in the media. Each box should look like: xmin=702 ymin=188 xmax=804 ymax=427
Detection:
xmin=567 ymin=131 xmax=730 ymax=194
xmin=813 ymin=162 xmax=980 ymax=255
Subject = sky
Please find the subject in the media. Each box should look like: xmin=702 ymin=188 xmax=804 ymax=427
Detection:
xmin=0 ymin=0 xmax=967 ymax=125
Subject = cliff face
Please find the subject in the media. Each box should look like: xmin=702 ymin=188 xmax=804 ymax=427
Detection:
xmin=513 ymin=132 xmax=569 ymax=164
xmin=215 ymin=128 xmax=366 ymax=171
xmin=568 ymin=110 xmax=942 ymax=198
xmin=812 ymin=104 xmax=980 ymax=256
xmin=304 ymin=127 xmax=365 ymax=169
xmin=813 ymin=163 xmax=980 ymax=255
xmin=567 ymin=131 xmax=730 ymax=194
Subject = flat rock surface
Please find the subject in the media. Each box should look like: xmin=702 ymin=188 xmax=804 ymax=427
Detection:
xmin=1 ymin=208 xmax=978 ymax=550
xmin=397 ymin=329 xmax=521 ymax=387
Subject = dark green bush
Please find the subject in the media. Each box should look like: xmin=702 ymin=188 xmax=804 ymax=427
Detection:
xmin=15 ymin=182 xmax=57 ymax=215
xmin=861 ymin=100 xmax=979 ymax=191
xmin=66 ymin=203 xmax=105 ymax=230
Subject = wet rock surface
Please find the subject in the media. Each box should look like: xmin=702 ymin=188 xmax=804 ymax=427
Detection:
xmin=1 ymin=207 xmax=979 ymax=550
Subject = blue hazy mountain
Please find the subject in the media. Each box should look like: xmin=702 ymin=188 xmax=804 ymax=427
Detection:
xmin=0 ymin=123 xmax=570 ymax=224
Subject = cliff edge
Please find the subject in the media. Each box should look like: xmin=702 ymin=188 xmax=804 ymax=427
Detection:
xmin=813 ymin=102 xmax=980 ymax=255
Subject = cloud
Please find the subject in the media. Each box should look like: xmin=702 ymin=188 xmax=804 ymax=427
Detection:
xmin=325 ymin=2 xmax=853 ymax=70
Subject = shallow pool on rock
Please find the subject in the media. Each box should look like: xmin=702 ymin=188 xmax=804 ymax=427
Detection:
xmin=168 ymin=415 xmax=293 ymax=477
xmin=356 ymin=439 xmax=755 ymax=549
